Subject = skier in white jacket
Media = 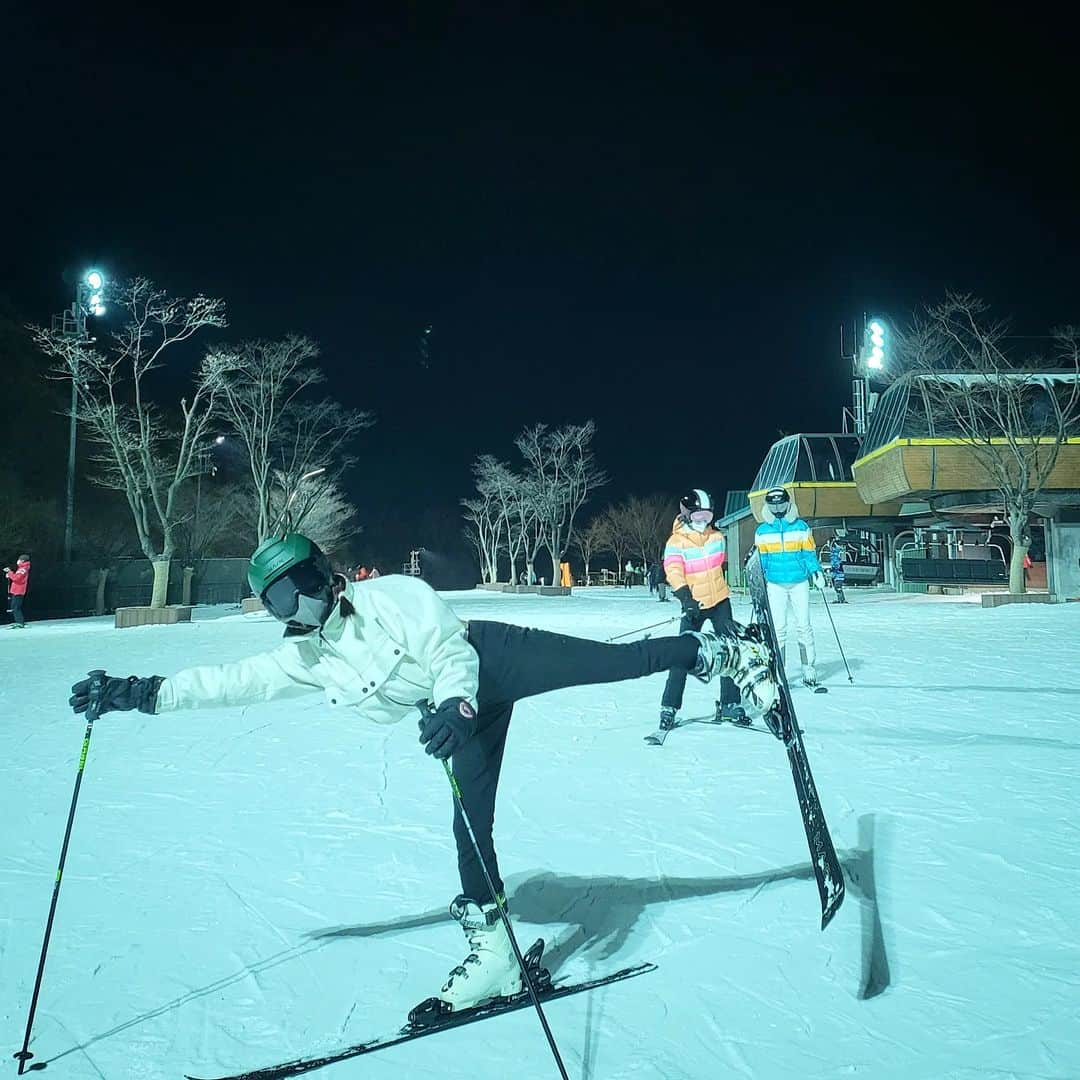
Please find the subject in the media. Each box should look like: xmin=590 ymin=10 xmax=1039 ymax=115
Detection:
xmin=69 ymin=533 xmax=777 ymax=1016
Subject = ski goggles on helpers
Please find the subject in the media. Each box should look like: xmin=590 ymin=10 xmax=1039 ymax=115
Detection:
xmin=688 ymin=509 xmax=713 ymax=524
xmin=260 ymin=556 xmax=333 ymax=621
xmin=764 ymin=489 xmax=790 ymax=508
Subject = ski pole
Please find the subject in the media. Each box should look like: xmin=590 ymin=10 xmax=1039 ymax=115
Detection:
xmin=418 ymin=704 xmax=569 ymax=1080
xmin=605 ymin=615 xmax=679 ymax=642
xmin=817 ymin=588 xmax=854 ymax=683
xmin=15 ymin=669 xmax=107 ymax=1075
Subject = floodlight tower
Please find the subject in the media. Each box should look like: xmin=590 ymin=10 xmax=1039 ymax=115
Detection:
xmin=849 ymin=315 xmax=888 ymax=435
xmin=51 ymin=269 xmax=108 ymax=561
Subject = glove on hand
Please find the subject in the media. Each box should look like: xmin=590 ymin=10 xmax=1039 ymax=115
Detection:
xmin=672 ymin=586 xmax=701 ymax=617
xmin=418 ymin=697 xmax=478 ymax=760
xmin=69 ymin=674 xmax=164 ymax=716
xmin=811 ymin=571 xmax=826 ymax=590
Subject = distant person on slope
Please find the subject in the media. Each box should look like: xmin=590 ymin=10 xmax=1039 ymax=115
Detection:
xmin=4 ymin=554 xmax=31 ymax=628
xmin=755 ymin=488 xmax=825 ymax=687
xmin=647 ymin=561 xmax=669 ymax=602
xmin=658 ymin=490 xmax=746 ymax=732
xmin=829 ymin=543 xmax=847 ymax=604
xmin=69 ymin=532 xmax=777 ymax=1020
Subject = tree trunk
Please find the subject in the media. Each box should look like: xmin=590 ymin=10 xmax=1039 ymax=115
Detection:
xmin=1007 ymin=509 xmax=1030 ymax=595
xmin=1008 ymin=535 xmax=1029 ymax=594
xmin=95 ymin=567 xmax=109 ymax=616
xmin=150 ymin=557 xmax=171 ymax=608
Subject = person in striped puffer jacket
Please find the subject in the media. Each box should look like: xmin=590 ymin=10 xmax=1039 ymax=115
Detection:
xmin=657 ymin=489 xmax=746 ymax=732
xmin=754 ymin=487 xmax=826 ymax=687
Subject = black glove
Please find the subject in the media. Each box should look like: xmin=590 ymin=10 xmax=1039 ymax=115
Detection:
xmin=69 ymin=674 xmax=164 ymax=716
xmin=672 ymin=586 xmax=702 ymax=618
xmin=418 ymin=697 xmax=478 ymax=760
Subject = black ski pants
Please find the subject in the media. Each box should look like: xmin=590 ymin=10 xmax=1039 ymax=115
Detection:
xmin=660 ymin=598 xmax=739 ymax=711
xmin=10 ymin=594 xmax=24 ymax=626
xmin=453 ymin=620 xmax=697 ymax=902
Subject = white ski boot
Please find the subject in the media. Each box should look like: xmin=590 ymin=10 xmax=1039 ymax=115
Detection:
xmin=688 ymin=626 xmax=777 ymax=715
xmin=437 ymin=896 xmax=522 ymax=1012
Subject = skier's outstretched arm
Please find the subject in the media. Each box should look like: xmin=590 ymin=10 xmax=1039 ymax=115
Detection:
xmin=69 ymin=643 xmax=323 ymax=718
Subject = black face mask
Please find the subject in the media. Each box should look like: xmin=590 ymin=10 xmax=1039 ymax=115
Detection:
xmin=766 ymin=499 xmax=790 ymax=516
xmin=262 ymin=556 xmax=334 ymax=627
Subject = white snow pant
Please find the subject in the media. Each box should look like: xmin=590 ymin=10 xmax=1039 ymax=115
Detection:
xmin=766 ymin=579 xmax=816 ymax=676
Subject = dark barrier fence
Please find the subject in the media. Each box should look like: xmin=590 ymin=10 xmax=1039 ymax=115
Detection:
xmin=22 ymin=558 xmax=252 ymax=619
xmin=900 ymin=557 xmax=1008 ymax=585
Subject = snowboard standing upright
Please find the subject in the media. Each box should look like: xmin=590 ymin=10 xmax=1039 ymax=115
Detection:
xmin=745 ymin=549 xmax=845 ymax=929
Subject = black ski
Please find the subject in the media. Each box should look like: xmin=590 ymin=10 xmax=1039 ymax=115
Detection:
xmin=680 ymin=714 xmax=778 ymax=735
xmin=645 ymin=713 xmax=778 ymax=744
xmin=184 ymin=949 xmax=656 ymax=1080
xmin=745 ymin=550 xmax=845 ymax=929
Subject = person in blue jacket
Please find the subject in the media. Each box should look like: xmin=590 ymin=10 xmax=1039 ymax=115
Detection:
xmin=754 ymin=488 xmax=826 ymax=687
xmin=829 ymin=543 xmax=848 ymax=603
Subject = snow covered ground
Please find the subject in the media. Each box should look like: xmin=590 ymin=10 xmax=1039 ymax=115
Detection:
xmin=2 ymin=585 xmax=1078 ymax=1080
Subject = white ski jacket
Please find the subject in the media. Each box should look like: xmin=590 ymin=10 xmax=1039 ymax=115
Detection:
xmin=154 ymin=576 xmax=479 ymax=724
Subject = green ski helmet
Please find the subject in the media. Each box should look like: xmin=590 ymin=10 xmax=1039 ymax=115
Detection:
xmin=248 ymin=533 xmax=335 ymax=628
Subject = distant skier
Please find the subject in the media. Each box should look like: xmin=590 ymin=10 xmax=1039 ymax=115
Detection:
xmin=4 ymin=554 xmax=30 ymax=628
xmin=829 ymin=543 xmax=847 ymax=603
xmin=658 ymin=490 xmax=746 ymax=731
xmin=69 ymin=533 xmax=777 ymax=1018
xmin=755 ymin=488 xmax=825 ymax=687
xmin=647 ymin=561 xmax=669 ymax=602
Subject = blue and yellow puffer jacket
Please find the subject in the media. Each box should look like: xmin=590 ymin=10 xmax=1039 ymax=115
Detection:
xmin=754 ymin=495 xmax=821 ymax=585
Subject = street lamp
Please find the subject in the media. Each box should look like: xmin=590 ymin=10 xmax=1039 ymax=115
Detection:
xmin=193 ymin=437 xmax=224 ymax=550
xmin=52 ymin=268 xmax=109 ymax=562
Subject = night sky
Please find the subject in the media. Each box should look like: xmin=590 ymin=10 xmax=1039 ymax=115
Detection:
xmin=6 ymin=7 xmax=1077 ymax=549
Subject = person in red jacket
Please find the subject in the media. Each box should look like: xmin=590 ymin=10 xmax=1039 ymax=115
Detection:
xmin=4 ymin=555 xmax=31 ymax=628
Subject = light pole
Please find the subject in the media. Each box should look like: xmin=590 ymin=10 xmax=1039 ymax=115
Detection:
xmin=52 ymin=269 xmax=108 ymax=562
xmin=843 ymin=315 xmax=888 ymax=435
xmin=193 ymin=436 xmax=226 ymax=553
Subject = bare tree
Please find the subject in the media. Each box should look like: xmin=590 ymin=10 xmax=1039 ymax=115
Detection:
xmin=597 ymin=503 xmax=631 ymax=577
xmin=173 ymin=480 xmax=249 ymax=562
xmin=462 ymin=478 xmax=502 ymax=584
xmin=211 ymin=336 xmax=374 ymax=542
xmin=513 ymin=478 xmax=547 ymax=584
xmin=0 ymin=484 xmax=63 ymax=560
xmin=573 ymin=512 xmax=614 ymax=580
xmin=618 ymin=494 xmax=674 ymax=569
xmin=897 ymin=294 xmax=1080 ymax=593
xmin=240 ymin=473 xmax=358 ymax=557
xmin=471 ymin=455 xmax=521 ymax=582
xmin=515 ymin=420 xmax=608 ymax=585
xmin=32 ymin=277 xmax=227 ymax=606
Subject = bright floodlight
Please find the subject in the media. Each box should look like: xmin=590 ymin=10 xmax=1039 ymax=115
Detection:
xmin=86 ymin=270 xmax=104 ymax=290
xmin=215 ymin=435 xmax=226 ymax=444
xmin=89 ymin=292 xmax=103 ymax=306
xmin=871 ymin=327 xmax=885 ymax=348
xmin=92 ymin=304 xmax=106 ymax=317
